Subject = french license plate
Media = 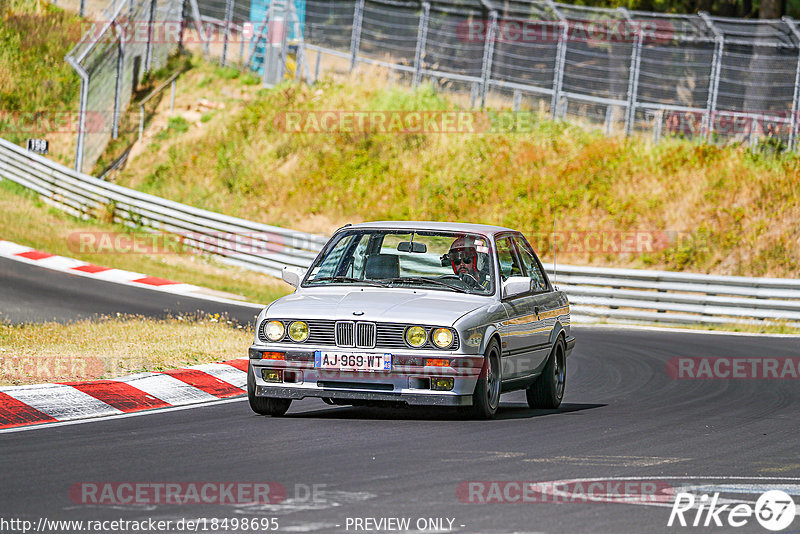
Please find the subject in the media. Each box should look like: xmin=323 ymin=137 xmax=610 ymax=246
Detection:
xmin=314 ymin=351 xmax=392 ymax=372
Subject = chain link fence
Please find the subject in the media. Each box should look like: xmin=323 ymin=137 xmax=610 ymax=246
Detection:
xmin=216 ymin=0 xmax=799 ymax=151
xmin=62 ymin=0 xmax=800 ymax=173
xmin=66 ymin=0 xmax=183 ymax=173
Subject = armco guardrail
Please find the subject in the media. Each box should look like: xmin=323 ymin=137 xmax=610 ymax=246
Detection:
xmin=0 ymin=138 xmax=327 ymax=278
xmin=1 ymin=137 xmax=799 ymax=327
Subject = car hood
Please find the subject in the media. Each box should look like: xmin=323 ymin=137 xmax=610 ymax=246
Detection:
xmin=266 ymin=287 xmax=489 ymax=325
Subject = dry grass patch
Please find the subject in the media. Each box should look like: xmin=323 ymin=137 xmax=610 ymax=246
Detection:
xmin=0 ymin=314 xmax=253 ymax=386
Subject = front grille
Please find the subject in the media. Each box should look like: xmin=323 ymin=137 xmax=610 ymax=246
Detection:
xmin=335 ymin=321 xmax=376 ymax=348
xmin=335 ymin=321 xmax=354 ymax=347
xmin=355 ymin=322 xmax=376 ymax=349
xmin=260 ymin=320 xmax=459 ymax=350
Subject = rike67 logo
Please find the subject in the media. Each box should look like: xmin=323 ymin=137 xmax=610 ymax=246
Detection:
xmin=668 ymin=489 xmax=796 ymax=531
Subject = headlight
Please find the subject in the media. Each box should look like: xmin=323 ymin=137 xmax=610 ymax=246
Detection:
xmin=405 ymin=326 xmax=427 ymax=347
xmin=431 ymin=328 xmax=454 ymax=349
xmin=265 ymin=320 xmax=285 ymax=341
xmin=288 ymin=321 xmax=309 ymax=342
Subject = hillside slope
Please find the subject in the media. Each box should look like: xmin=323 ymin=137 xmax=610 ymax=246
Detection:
xmin=111 ymin=63 xmax=800 ymax=278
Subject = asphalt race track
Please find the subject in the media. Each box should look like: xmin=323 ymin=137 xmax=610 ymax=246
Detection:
xmin=0 ymin=256 xmax=260 ymax=324
xmin=2 ymin=260 xmax=800 ymax=533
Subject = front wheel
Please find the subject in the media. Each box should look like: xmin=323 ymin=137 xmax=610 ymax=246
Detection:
xmin=471 ymin=339 xmax=501 ymax=419
xmin=247 ymin=362 xmax=292 ymax=416
xmin=526 ymin=337 xmax=566 ymax=409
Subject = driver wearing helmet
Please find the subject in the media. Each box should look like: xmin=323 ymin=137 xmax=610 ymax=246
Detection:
xmin=446 ymin=235 xmax=489 ymax=289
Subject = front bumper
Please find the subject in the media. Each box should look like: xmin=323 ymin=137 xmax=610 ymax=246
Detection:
xmin=254 ymin=385 xmax=473 ymax=406
xmin=249 ymin=345 xmax=480 ymax=407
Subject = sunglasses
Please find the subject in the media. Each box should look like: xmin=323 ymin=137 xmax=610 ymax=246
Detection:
xmin=452 ymin=253 xmax=475 ymax=265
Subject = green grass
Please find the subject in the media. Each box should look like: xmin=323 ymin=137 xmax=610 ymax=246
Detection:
xmin=0 ymin=1 xmax=82 ymax=164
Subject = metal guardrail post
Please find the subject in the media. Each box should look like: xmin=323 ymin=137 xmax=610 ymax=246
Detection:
xmin=220 ymin=0 xmax=234 ymax=67
xmin=624 ymin=25 xmax=643 ymax=136
xmin=412 ymin=2 xmax=430 ymax=87
xmin=782 ymin=16 xmax=800 ymax=152
xmin=350 ymin=0 xmax=365 ymax=72
xmin=479 ymin=10 xmax=498 ymax=108
xmin=699 ymin=12 xmax=723 ymax=143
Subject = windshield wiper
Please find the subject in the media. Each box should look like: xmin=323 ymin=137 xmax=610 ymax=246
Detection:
xmin=387 ymin=276 xmax=471 ymax=294
xmin=308 ymin=276 xmax=389 ymax=287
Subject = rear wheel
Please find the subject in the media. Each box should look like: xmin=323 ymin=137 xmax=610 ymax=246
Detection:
xmin=247 ymin=362 xmax=292 ymax=416
xmin=471 ymin=338 xmax=501 ymax=419
xmin=526 ymin=337 xmax=566 ymax=409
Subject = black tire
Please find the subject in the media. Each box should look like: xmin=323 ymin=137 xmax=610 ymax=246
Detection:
xmin=526 ymin=337 xmax=566 ymax=409
xmin=247 ymin=362 xmax=292 ymax=416
xmin=471 ymin=338 xmax=501 ymax=419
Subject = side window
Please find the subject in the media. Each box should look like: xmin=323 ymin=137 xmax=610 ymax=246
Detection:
xmin=496 ymin=236 xmax=523 ymax=282
xmin=515 ymin=236 xmax=549 ymax=292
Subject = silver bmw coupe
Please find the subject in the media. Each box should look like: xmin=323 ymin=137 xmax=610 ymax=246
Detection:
xmin=248 ymin=221 xmax=575 ymax=419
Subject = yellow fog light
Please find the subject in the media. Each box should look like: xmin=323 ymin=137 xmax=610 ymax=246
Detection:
xmin=405 ymin=326 xmax=427 ymax=347
xmin=265 ymin=320 xmax=285 ymax=341
xmin=431 ymin=377 xmax=454 ymax=391
xmin=431 ymin=328 xmax=454 ymax=349
xmin=262 ymin=369 xmax=283 ymax=383
xmin=288 ymin=321 xmax=309 ymax=342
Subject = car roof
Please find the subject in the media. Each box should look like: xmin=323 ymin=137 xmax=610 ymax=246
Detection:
xmin=344 ymin=221 xmax=517 ymax=236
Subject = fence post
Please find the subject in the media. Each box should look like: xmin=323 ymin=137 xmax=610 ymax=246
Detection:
xmin=547 ymin=0 xmax=567 ymax=119
xmin=480 ymin=10 xmax=497 ymax=108
xmin=699 ymin=12 xmax=722 ymax=143
xmin=782 ymin=16 xmax=800 ymax=152
xmin=221 ymin=0 xmax=234 ymax=67
xmin=652 ymin=109 xmax=664 ymax=144
xmin=80 ymin=0 xmax=85 ymax=16
xmin=189 ymin=0 xmax=209 ymax=56
xmin=112 ymin=35 xmax=124 ymax=140
xmin=624 ymin=26 xmax=643 ymax=136
xmin=350 ymin=0 xmax=365 ymax=72
xmin=66 ymin=57 xmax=89 ymax=173
xmin=145 ymin=0 xmax=157 ymax=72
xmin=413 ymin=2 xmax=430 ymax=87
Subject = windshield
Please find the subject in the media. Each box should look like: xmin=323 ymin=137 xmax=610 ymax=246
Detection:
xmin=304 ymin=230 xmax=494 ymax=295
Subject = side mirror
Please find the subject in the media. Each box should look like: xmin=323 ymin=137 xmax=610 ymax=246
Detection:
xmin=282 ymin=266 xmax=304 ymax=288
xmin=502 ymin=276 xmax=532 ymax=299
